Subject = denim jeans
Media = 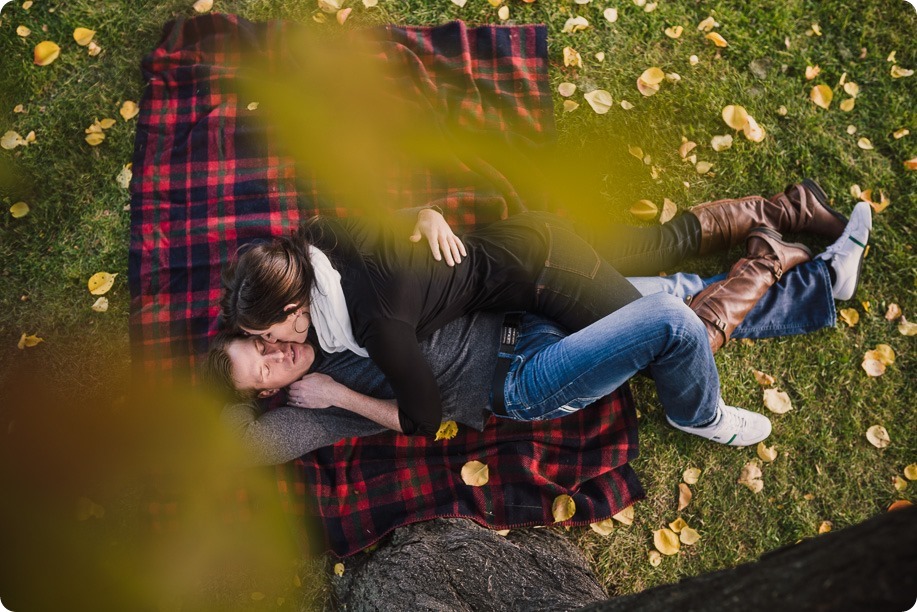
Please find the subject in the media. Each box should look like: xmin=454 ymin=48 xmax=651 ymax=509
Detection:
xmin=502 ymin=293 xmax=719 ymax=427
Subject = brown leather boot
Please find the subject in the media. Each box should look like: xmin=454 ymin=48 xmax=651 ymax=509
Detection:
xmin=690 ymin=179 xmax=847 ymax=254
xmin=689 ymin=227 xmax=813 ymax=352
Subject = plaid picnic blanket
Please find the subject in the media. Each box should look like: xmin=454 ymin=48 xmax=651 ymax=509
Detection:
xmin=129 ymin=14 xmax=644 ymax=557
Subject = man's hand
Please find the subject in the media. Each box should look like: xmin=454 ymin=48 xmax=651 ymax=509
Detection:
xmin=408 ymin=208 xmax=467 ymax=266
xmin=287 ymin=373 xmax=342 ymax=409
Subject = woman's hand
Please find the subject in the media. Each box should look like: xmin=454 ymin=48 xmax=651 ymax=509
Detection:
xmin=409 ymin=208 xmax=467 ymax=266
xmin=287 ymin=373 xmax=342 ymax=409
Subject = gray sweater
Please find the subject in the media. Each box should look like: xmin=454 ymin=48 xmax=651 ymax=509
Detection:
xmin=221 ymin=311 xmax=504 ymax=465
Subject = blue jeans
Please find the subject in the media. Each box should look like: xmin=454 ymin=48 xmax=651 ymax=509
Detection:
xmin=502 ymin=293 xmax=719 ymax=427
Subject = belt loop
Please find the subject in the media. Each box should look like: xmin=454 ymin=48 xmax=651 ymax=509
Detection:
xmin=491 ymin=312 xmax=524 ymax=417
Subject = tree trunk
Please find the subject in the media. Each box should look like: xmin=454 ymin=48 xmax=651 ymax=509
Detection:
xmin=582 ymin=505 xmax=917 ymax=612
xmin=331 ymin=518 xmax=607 ymax=611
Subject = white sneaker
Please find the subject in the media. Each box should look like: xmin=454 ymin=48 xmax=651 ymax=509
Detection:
xmin=816 ymin=201 xmax=872 ymax=301
xmin=666 ymin=400 xmax=772 ymax=447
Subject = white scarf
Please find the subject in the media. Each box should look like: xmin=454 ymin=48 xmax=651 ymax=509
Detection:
xmin=307 ymin=246 xmax=369 ymax=357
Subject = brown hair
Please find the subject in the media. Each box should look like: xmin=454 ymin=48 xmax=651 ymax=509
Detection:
xmin=200 ymin=331 xmax=257 ymax=402
xmin=221 ymin=233 xmax=315 ymax=333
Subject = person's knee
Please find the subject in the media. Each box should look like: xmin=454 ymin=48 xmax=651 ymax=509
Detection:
xmin=649 ymin=293 xmax=707 ymax=343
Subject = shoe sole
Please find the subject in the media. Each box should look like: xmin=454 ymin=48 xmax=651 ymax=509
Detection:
xmin=749 ymin=226 xmax=814 ymax=259
xmin=802 ymin=178 xmax=848 ymax=225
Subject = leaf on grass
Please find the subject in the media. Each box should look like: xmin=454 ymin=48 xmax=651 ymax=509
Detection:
xmin=840 ymin=98 xmax=855 ymax=112
xmin=639 ymin=67 xmax=665 ymax=85
xmin=558 ymin=82 xmax=576 ymax=97
xmin=669 ymin=517 xmax=687 ymax=533
xmin=711 ymin=134 xmax=733 ymax=151
xmin=562 ymin=16 xmax=590 ymax=34
xmin=866 ymin=425 xmax=891 ymax=448
xmin=893 ymin=476 xmax=907 ymax=492
xmin=665 ymin=72 xmax=681 ymax=84
xmin=904 ymin=464 xmax=917 ymax=480
xmin=85 ymin=132 xmax=105 ymax=146
xmin=603 ymin=8 xmax=618 ymax=22
xmin=890 ymin=66 xmax=914 ymax=78
xmin=757 ymin=442 xmax=778 ymax=462
xmin=563 ymin=100 xmax=579 ymax=113
xmin=620 ymin=99 xmax=634 ymax=110
xmin=683 ymin=467 xmax=701 ymax=485
xmin=87 ymin=42 xmax=102 ymax=57
xmin=648 ymin=550 xmax=662 ymax=566
xmin=595 ymin=52 xmax=606 ymax=62
xmin=857 ymin=137 xmax=874 ymax=150
xmin=843 ymin=82 xmax=860 ymax=97
xmin=636 ymin=78 xmax=660 ymax=97
xmin=660 ymin=198 xmax=677 ymax=224
xmin=88 ymin=272 xmax=117 ymax=295
xmin=817 ymin=521 xmax=832 ymax=534
xmin=630 ymin=200 xmax=657 ymax=221
xmin=705 ymin=32 xmax=728 ymax=47
xmin=363 ymin=0 xmax=379 ymax=7
xmin=461 ymin=460 xmax=489 ymax=486
xmin=677 ymin=483 xmax=692 ymax=511
xmin=563 ymin=47 xmax=582 ymax=68
xmin=808 ymin=23 xmax=822 ymax=36
xmin=763 ymin=388 xmax=792 ymax=414
xmin=552 ymin=494 xmax=576 ymax=522
xmin=678 ymin=140 xmax=697 ymax=158
xmin=333 ymin=563 xmax=345 ymax=576
xmin=777 ymin=105 xmax=788 ymax=116
xmin=34 ymin=41 xmax=61 ymax=66
xmin=612 ymin=506 xmax=634 ymax=525
xmin=809 ymin=85 xmax=833 ymax=109
xmin=738 ymin=461 xmax=764 ymax=493
xmin=98 ymin=118 xmax=116 ymax=129
xmin=192 ymin=0 xmax=214 ymax=12
xmin=653 ymin=528 xmax=680 ymax=555
xmin=752 ymin=369 xmax=775 ymax=386
xmin=861 ymin=358 xmax=885 ymax=377
xmin=10 ymin=202 xmax=30 ymax=218
xmin=695 ymin=161 xmax=713 ymax=174
xmin=336 ymin=8 xmax=352 ymax=25
xmin=120 ymin=101 xmax=140 ymax=121
xmin=17 ymin=333 xmax=44 ymax=350
xmin=584 ymin=89 xmax=613 ymax=114
xmin=115 ymin=164 xmax=133 ymax=189
xmin=664 ymin=25 xmax=683 ymax=39
xmin=743 ymin=115 xmax=766 ymax=142
xmin=91 ymin=297 xmax=109 ymax=312
xmin=22 ymin=0 xmax=33 ymax=9
xmin=590 ymin=518 xmax=615 ymax=536
xmin=865 ymin=344 xmax=895 ymax=365
xmin=73 ymin=27 xmax=95 ymax=46
xmin=497 ymin=5 xmax=509 ymax=20
xmin=697 ymin=16 xmax=717 ymax=32
xmin=805 ymin=65 xmax=821 ymax=80
xmin=893 ymin=128 xmax=909 ymax=139
xmin=17 ymin=25 xmax=31 ymax=37
xmin=628 ymin=145 xmax=644 ymax=160
xmin=884 ymin=303 xmax=902 ymax=320
xmin=904 ymin=158 xmax=917 ymax=171
xmin=680 ymin=527 xmax=700 ymax=545
xmin=435 ymin=420 xmax=458 ymax=441
xmin=722 ymin=105 xmax=749 ymax=130
xmin=689 ymin=54 xmax=699 ymax=66
xmin=899 ymin=316 xmax=917 ymax=336
xmin=839 ymin=308 xmax=859 ymax=326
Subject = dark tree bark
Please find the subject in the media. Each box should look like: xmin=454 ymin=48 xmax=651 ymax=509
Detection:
xmin=331 ymin=518 xmax=607 ymax=611
xmin=582 ymin=505 xmax=917 ymax=612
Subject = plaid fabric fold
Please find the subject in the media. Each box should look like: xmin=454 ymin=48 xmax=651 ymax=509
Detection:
xmin=129 ymin=13 xmax=644 ymax=557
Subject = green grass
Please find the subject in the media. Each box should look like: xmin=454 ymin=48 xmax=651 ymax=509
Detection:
xmin=0 ymin=0 xmax=914 ymax=607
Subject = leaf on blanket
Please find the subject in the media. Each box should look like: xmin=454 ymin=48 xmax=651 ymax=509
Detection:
xmin=653 ymin=528 xmax=680 ymax=555
xmin=88 ymin=272 xmax=117 ymax=295
xmin=552 ymin=494 xmax=576 ymax=522
xmin=434 ymin=420 xmax=458 ymax=441
xmin=461 ymin=460 xmax=489 ymax=486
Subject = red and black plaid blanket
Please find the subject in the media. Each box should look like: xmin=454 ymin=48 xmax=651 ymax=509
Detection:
xmin=129 ymin=14 xmax=644 ymax=557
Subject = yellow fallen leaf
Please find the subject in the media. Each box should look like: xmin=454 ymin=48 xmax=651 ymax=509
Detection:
xmin=34 ymin=41 xmax=61 ymax=66
xmin=17 ymin=25 xmax=31 ymax=37
xmin=899 ymin=317 xmax=917 ymax=336
xmin=857 ymin=137 xmax=874 ymax=150
xmin=73 ymin=27 xmax=95 ymax=46
xmin=612 ymin=505 xmax=634 ymax=525
xmin=653 ymin=528 xmax=680 ymax=555
xmin=333 ymin=563 xmax=345 ymax=576
xmin=752 ymin=369 xmax=775 ymax=386
xmin=85 ymin=132 xmax=106 ymax=146
xmin=683 ymin=467 xmax=701 ymax=485
xmin=461 ymin=460 xmax=489 ymax=486
xmin=866 ymin=425 xmax=891 ymax=448
xmin=639 ymin=67 xmax=665 ymax=85
xmin=120 ymin=101 xmax=140 ymax=121
xmin=890 ymin=65 xmax=914 ymax=78
xmin=628 ymin=145 xmax=644 ymax=160
xmin=10 ymin=202 xmax=30 ymax=218
xmin=669 ymin=517 xmax=687 ymax=533
xmin=603 ymin=8 xmax=618 ymax=22
xmin=644 ymin=2 xmax=657 ymax=12
xmin=809 ymin=23 xmax=822 ymax=36
xmin=318 ymin=0 xmax=341 ymax=12
xmin=763 ymin=388 xmax=792 ymax=414
xmin=87 ymin=41 xmax=102 ymax=56
xmin=495 ymin=529 xmax=510 ymax=536
xmin=558 ymin=82 xmax=576 ymax=97
xmin=840 ymin=98 xmax=855 ymax=112
xmin=562 ymin=16 xmax=590 ymax=34
xmin=677 ymin=483 xmax=692 ymax=511
xmin=88 ymin=272 xmax=117 ymax=295
xmin=660 ymin=198 xmax=677 ymax=224
xmin=757 ymin=441 xmax=778 ymax=462
xmin=620 ymin=100 xmax=634 ymax=110
xmin=562 ymin=100 xmax=579 ymax=113
xmin=777 ymin=105 xmax=788 ymax=116
xmin=689 ymin=54 xmax=699 ymax=66
xmin=678 ymin=141 xmax=697 ymax=158
xmin=843 ymin=82 xmax=860 ymax=97
xmin=695 ymin=161 xmax=713 ymax=174
xmin=904 ymin=158 xmax=917 ymax=171
xmin=116 ymin=164 xmax=133 ymax=189
xmin=584 ymin=89 xmax=613 ymax=114
xmin=630 ymin=200 xmax=658 ymax=221
xmin=697 ymin=16 xmax=717 ymax=32
xmin=839 ymin=308 xmax=859 ymax=326
xmin=563 ymin=47 xmax=582 ymax=68
xmin=805 ymin=65 xmax=821 ymax=80
xmin=91 ymin=296 xmax=109 ymax=312
xmin=861 ymin=358 xmax=885 ymax=377
xmin=497 ymin=5 xmax=509 ymax=20
xmin=866 ymin=344 xmax=895 ymax=365
xmin=705 ymin=32 xmax=728 ymax=47
xmin=722 ymin=105 xmax=749 ymax=130
xmin=595 ymin=52 xmax=606 ymax=62
xmin=904 ymin=464 xmax=917 ymax=480
xmin=887 ymin=51 xmax=897 ymax=62
xmin=680 ymin=527 xmax=700 ymax=545
xmin=893 ymin=476 xmax=908 ymax=492
xmin=13 ymin=104 xmax=25 ymax=113
xmin=22 ymin=0 xmax=33 ymax=8
xmin=710 ymin=134 xmax=733 ymax=151
xmin=486 ymin=0 xmax=501 ymax=6
xmin=98 ymin=118 xmax=116 ymax=129
xmin=589 ymin=519 xmax=615 ymax=536
xmin=17 ymin=333 xmax=44 ymax=349
xmin=336 ymin=8 xmax=352 ymax=24
xmin=817 ymin=521 xmax=832 ymax=534
xmin=636 ymin=78 xmax=660 ymax=97
xmin=363 ymin=0 xmax=379 ymax=7
xmin=552 ymin=494 xmax=576 ymax=522
xmin=738 ymin=461 xmax=764 ymax=493
xmin=893 ymin=128 xmax=909 ymax=139
xmin=884 ymin=304 xmax=902 ymax=320
xmin=192 ymin=0 xmax=213 ymax=12
xmin=648 ymin=550 xmax=662 ymax=566
xmin=435 ymin=421 xmax=458 ymax=441
xmin=810 ymin=84 xmax=833 ymax=110
xmin=664 ymin=25 xmax=683 ymax=39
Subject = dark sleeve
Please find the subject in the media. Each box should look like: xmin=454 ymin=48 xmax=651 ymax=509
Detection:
xmin=361 ymin=318 xmax=442 ymax=437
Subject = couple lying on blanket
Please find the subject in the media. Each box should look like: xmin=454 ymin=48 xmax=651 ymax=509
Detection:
xmin=204 ymin=180 xmax=872 ymax=463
